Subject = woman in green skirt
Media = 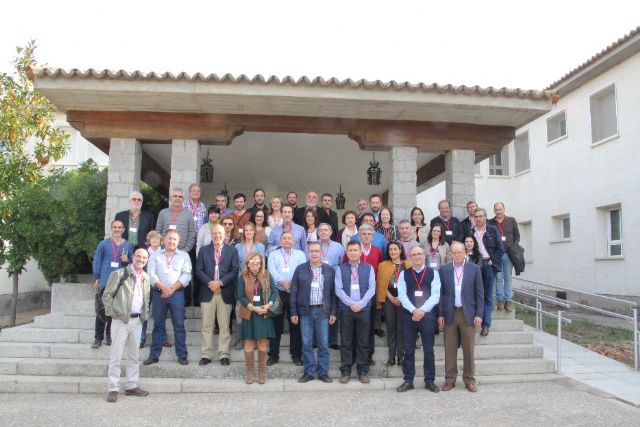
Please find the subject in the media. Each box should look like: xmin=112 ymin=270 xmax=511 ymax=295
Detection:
xmin=237 ymin=252 xmax=278 ymax=384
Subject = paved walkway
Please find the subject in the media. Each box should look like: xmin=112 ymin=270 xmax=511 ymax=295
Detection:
xmin=530 ymin=325 xmax=640 ymax=406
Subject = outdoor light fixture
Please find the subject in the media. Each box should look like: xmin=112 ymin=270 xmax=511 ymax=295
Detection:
xmin=335 ymin=185 xmax=346 ymax=210
xmin=200 ymin=150 xmax=214 ymax=183
xmin=221 ymin=182 xmax=229 ymax=198
xmin=367 ymin=153 xmax=382 ymax=186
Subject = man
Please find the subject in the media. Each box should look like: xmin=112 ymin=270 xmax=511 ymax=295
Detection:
xmin=438 ymin=242 xmax=484 ymax=393
xmin=397 ymin=220 xmax=419 ymax=254
xmin=268 ymin=205 xmax=308 ymax=254
xmin=472 ymin=208 xmax=504 ymax=336
xmin=461 ymin=201 xmax=478 ymax=237
xmin=489 ymin=202 xmax=520 ymax=312
xmin=396 ymin=245 xmax=441 ymax=393
xmin=103 ymin=246 xmax=151 ymax=402
xmin=232 ymin=193 xmax=252 ymax=232
xmin=196 ymin=224 xmax=239 ymax=366
xmin=267 ymin=232 xmax=306 ymax=366
xmin=290 ymin=241 xmax=337 ymax=383
xmin=335 ymin=241 xmax=376 ymax=384
xmin=286 ymin=191 xmax=299 ymax=210
xmin=144 ymin=230 xmax=192 ymax=366
xmin=155 ymin=188 xmax=196 ymax=253
xmin=318 ymin=193 xmax=339 ymax=242
xmin=247 ymin=188 xmax=268 ymax=216
xmin=351 ymin=213 xmax=387 ymax=256
xmin=369 ymin=194 xmax=383 ymax=224
xmin=355 ymin=198 xmax=369 ymax=226
xmin=115 ymin=191 xmax=156 ymax=247
xmin=92 ymin=220 xmax=133 ymax=348
xmin=183 ymin=183 xmax=207 ymax=307
xmin=317 ymin=223 xmax=345 ymax=349
xmin=430 ymin=199 xmax=464 ymax=245
xmin=215 ymin=192 xmax=233 ymax=217
xmin=294 ymin=191 xmax=321 ymax=226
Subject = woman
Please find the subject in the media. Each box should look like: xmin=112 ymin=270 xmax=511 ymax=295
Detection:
xmin=235 ymin=223 xmax=266 ymax=268
xmin=220 ymin=214 xmax=241 ymax=246
xmin=410 ymin=207 xmax=430 ymax=244
xmin=464 ymin=235 xmax=484 ymax=266
xmin=196 ymin=206 xmax=222 ymax=257
xmin=237 ymin=252 xmax=278 ymax=384
xmin=304 ymin=208 xmax=320 ymax=242
xmin=250 ymin=209 xmax=270 ymax=246
xmin=337 ymin=210 xmax=359 ymax=250
xmin=375 ymin=207 xmax=400 ymax=243
xmin=267 ymin=196 xmax=284 ymax=229
xmin=376 ymin=241 xmax=411 ymax=366
xmin=425 ymin=224 xmax=452 ymax=271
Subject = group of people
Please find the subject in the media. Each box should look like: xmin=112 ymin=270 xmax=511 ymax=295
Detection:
xmin=94 ymin=185 xmax=522 ymax=402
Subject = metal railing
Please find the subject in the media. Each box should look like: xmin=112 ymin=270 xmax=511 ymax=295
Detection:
xmin=514 ymin=277 xmax=639 ymax=370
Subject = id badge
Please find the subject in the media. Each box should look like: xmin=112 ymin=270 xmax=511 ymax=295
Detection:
xmin=282 ymin=267 xmax=290 ymax=273
xmin=429 ymin=262 xmax=437 ymax=269
xmin=193 ymin=216 xmax=198 ymax=223
xmin=311 ymin=281 xmax=320 ymax=289
xmin=215 ymin=265 xmax=219 ymax=271
xmin=350 ymin=283 xmax=359 ymax=290
xmin=253 ymin=295 xmax=260 ymax=302
xmin=238 ymin=228 xmax=244 ymax=234
xmin=501 ymin=236 xmax=506 ymax=241
xmin=110 ymin=262 xmax=119 ymax=268
xmin=169 ymin=224 xmax=177 ymax=230
xmin=415 ymin=291 xmax=423 ymax=297
xmin=129 ymin=227 xmax=137 ymax=233
xmin=445 ymin=230 xmax=453 ymax=236
xmin=393 ymin=282 xmax=397 ymax=289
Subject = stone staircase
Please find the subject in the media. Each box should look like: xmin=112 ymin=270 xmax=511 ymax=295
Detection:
xmin=0 ymin=283 xmax=557 ymax=393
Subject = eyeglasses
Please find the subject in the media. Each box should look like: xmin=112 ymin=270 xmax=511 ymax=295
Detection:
xmin=222 ymin=222 xmax=234 ymax=226
xmin=249 ymin=260 xmax=261 ymax=265
xmin=173 ymin=195 xmax=184 ymax=198
xmin=131 ymin=198 xmax=142 ymax=201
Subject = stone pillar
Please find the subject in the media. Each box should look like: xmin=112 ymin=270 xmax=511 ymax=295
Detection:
xmin=105 ymin=139 xmax=142 ymax=235
xmin=169 ymin=139 xmax=201 ymax=195
xmin=388 ymin=146 xmax=417 ymax=223
xmin=445 ymin=149 xmax=476 ymax=219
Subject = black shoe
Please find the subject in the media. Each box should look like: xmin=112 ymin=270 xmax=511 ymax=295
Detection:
xmin=386 ymin=357 xmax=396 ymax=366
xmin=199 ymin=358 xmax=211 ymax=366
xmin=105 ymin=338 xmax=112 ymax=346
xmin=143 ymin=357 xmax=159 ymax=366
xmin=318 ymin=374 xmax=333 ymax=383
xmin=267 ymin=356 xmax=279 ymax=366
xmin=178 ymin=357 xmax=189 ymax=366
xmin=397 ymin=357 xmax=404 ymax=366
xmin=220 ymin=358 xmax=230 ymax=366
xmin=397 ymin=382 xmax=414 ymax=393
xmin=425 ymin=382 xmax=440 ymax=393
xmin=329 ymin=344 xmax=340 ymax=350
xmin=374 ymin=328 xmax=386 ymax=337
xmin=292 ymin=356 xmax=303 ymax=366
xmin=298 ymin=373 xmax=315 ymax=383
xmin=139 ymin=341 xmax=145 ymax=349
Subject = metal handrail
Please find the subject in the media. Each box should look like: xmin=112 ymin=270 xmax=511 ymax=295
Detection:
xmin=514 ymin=288 xmax=571 ymax=308
xmin=513 ymin=277 xmax=637 ymax=307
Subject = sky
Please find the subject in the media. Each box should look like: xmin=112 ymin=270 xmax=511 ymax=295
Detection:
xmin=1 ymin=1 xmax=638 ymax=90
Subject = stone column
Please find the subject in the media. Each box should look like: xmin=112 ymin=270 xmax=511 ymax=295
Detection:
xmin=445 ymin=149 xmax=476 ymax=219
xmin=388 ymin=147 xmax=417 ymax=224
xmin=169 ymin=139 xmax=201 ymax=195
xmin=105 ymin=139 xmax=142 ymax=235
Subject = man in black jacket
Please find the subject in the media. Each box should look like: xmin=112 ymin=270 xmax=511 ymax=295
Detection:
xmin=430 ymin=200 xmax=464 ymax=245
xmin=114 ymin=191 xmax=156 ymax=247
xmin=318 ymin=193 xmax=340 ymax=242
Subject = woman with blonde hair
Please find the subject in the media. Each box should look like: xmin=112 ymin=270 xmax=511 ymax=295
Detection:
xmin=267 ymin=196 xmax=284 ymax=229
xmin=237 ymin=252 xmax=278 ymax=384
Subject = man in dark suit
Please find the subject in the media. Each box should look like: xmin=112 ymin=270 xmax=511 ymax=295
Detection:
xmin=430 ymin=199 xmax=464 ymax=244
xmin=318 ymin=193 xmax=340 ymax=242
xmin=290 ymin=241 xmax=337 ymax=383
xmin=294 ymin=191 xmax=322 ymax=226
xmin=438 ymin=241 xmax=484 ymax=392
xmin=195 ymin=223 xmax=239 ymax=366
xmin=114 ymin=191 xmax=156 ymax=246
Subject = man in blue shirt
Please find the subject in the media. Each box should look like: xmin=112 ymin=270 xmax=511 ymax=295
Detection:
xmin=268 ymin=205 xmax=308 ymax=255
xmin=351 ymin=212 xmax=387 ymax=257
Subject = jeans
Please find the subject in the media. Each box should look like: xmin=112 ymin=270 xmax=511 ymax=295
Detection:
xmin=383 ymin=299 xmax=404 ymax=359
xmin=269 ymin=289 xmax=301 ymax=359
xmin=401 ymin=310 xmax=436 ymax=384
xmin=149 ymin=290 xmax=188 ymax=359
xmin=299 ymin=307 xmax=330 ymax=376
xmin=339 ymin=309 xmax=371 ymax=376
xmin=495 ymin=252 xmax=513 ymax=302
xmin=95 ymin=289 xmax=111 ymax=341
xmin=480 ymin=264 xmax=496 ymax=329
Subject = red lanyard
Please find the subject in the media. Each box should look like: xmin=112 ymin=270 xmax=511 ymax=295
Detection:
xmin=310 ymin=265 xmax=322 ymax=282
xmin=454 ymin=263 xmax=464 ymax=285
xmin=381 ymin=226 xmax=392 ymax=242
xmin=394 ymin=263 xmax=402 ymax=283
xmin=254 ymin=279 xmax=259 ymax=295
xmin=322 ymin=242 xmax=330 ymax=260
xmin=495 ymin=220 xmax=505 ymax=236
xmin=442 ymin=219 xmax=451 ymax=231
xmin=129 ymin=211 xmax=139 ymax=227
xmin=307 ymin=229 xmax=315 ymax=241
xmin=412 ymin=267 xmax=427 ymax=290
xmin=362 ymin=245 xmax=371 ymax=263
xmin=171 ymin=209 xmax=181 ymax=224
xmin=214 ymin=248 xmax=221 ymax=265
xmin=165 ymin=252 xmax=175 ymax=268
xmin=350 ymin=265 xmax=359 ymax=282
xmin=111 ymin=240 xmax=122 ymax=262
xmin=189 ymin=201 xmax=199 ymax=216
xmin=281 ymin=249 xmax=290 ymax=268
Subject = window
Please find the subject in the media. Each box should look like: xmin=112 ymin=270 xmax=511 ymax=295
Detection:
xmin=489 ymin=145 xmax=509 ymax=176
xmin=562 ymin=216 xmax=571 ymax=239
xmin=590 ymin=84 xmax=618 ymax=143
xmin=514 ymin=132 xmax=530 ymax=173
xmin=547 ymin=111 xmax=567 ymax=142
xmin=551 ymin=214 xmax=570 ymax=242
xmin=608 ymin=208 xmax=622 ymax=256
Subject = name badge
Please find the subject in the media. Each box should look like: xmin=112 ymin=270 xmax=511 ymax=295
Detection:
xmin=238 ymin=228 xmax=244 ymax=234
xmin=350 ymin=283 xmax=360 ymax=290
xmin=415 ymin=291 xmax=423 ymax=297
xmin=445 ymin=230 xmax=453 ymax=236
xmin=429 ymin=262 xmax=438 ymax=269
xmin=169 ymin=224 xmax=177 ymax=230
xmin=129 ymin=227 xmax=137 ymax=233
xmin=193 ymin=216 xmax=198 ymax=223
xmin=393 ymin=282 xmax=397 ymax=289
xmin=311 ymin=281 xmax=320 ymax=289
xmin=501 ymin=236 xmax=506 ymax=241
xmin=253 ymin=295 xmax=261 ymax=302
xmin=215 ymin=265 xmax=219 ymax=271
xmin=110 ymin=262 xmax=119 ymax=268
xmin=282 ymin=267 xmax=290 ymax=273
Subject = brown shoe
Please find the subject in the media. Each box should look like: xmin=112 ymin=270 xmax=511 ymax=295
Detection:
xmin=91 ymin=340 xmax=102 ymax=349
xmin=125 ymin=387 xmax=149 ymax=397
xmin=465 ymin=383 xmax=478 ymax=392
xmin=106 ymin=391 xmax=118 ymax=402
xmin=480 ymin=328 xmax=489 ymax=336
xmin=359 ymin=374 xmax=370 ymax=384
xmin=163 ymin=341 xmax=172 ymax=348
xmin=504 ymin=301 xmax=514 ymax=312
xmin=339 ymin=375 xmax=350 ymax=384
xmin=496 ymin=301 xmax=504 ymax=311
xmin=442 ymin=382 xmax=455 ymax=391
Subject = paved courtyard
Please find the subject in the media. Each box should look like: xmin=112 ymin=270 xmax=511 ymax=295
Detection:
xmin=1 ymin=378 xmax=638 ymax=426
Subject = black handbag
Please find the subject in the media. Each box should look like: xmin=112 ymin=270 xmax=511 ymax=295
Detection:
xmin=266 ymin=295 xmax=283 ymax=318
xmin=95 ymin=269 xmax=130 ymax=322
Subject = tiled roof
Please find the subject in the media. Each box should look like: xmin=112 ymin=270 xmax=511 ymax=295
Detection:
xmin=546 ymin=26 xmax=640 ymax=90
xmin=30 ymin=67 xmax=550 ymax=100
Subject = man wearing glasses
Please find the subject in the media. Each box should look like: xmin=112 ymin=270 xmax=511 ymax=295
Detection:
xmin=155 ymin=188 xmax=196 ymax=253
xmin=115 ymin=191 xmax=156 ymax=247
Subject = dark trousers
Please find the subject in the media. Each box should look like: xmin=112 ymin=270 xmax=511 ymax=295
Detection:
xmin=186 ymin=247 xmax=200 ymax=307
xmin=401 ymin=310 xmax=436 ymax=384
xmin=94 ymin=289 xmax=111 ymax=341
xmin=329 ymin=319 xmax=339 ymax=347
xmin=368 ymin=307 xmax=377 ymax=356
xmin=149 ymin=290 xmax=187 ymax=359
xmin=269 ymin=289 xmax=301 ymax=359
xmin=480 ymin=263 xmax=496 ymax=329
xmin=383 ymin=299 xmax=404 ymax=359
xmin=340 ymin=308 xmax=371 ymax=376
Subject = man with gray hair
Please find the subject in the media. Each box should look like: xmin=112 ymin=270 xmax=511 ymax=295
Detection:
xmin=115 ymin=191 xmax=156 ymax=246
xmin=397 ymin=220 xmax=419 ymax=254
xmin=155 ymin=188 xmax=196 ymax=253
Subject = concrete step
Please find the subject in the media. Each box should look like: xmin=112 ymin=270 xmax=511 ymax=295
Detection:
xmin=0 ymin=357 xmax=556 ymax=379
xmin=0 ymin=372 xmax=562 ymax=394
xmin=0 ymin=342 xmax=544 ymax=362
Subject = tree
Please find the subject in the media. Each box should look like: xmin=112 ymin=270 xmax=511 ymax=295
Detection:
xmin=0 ymin=41 xmax=69 ymax=326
